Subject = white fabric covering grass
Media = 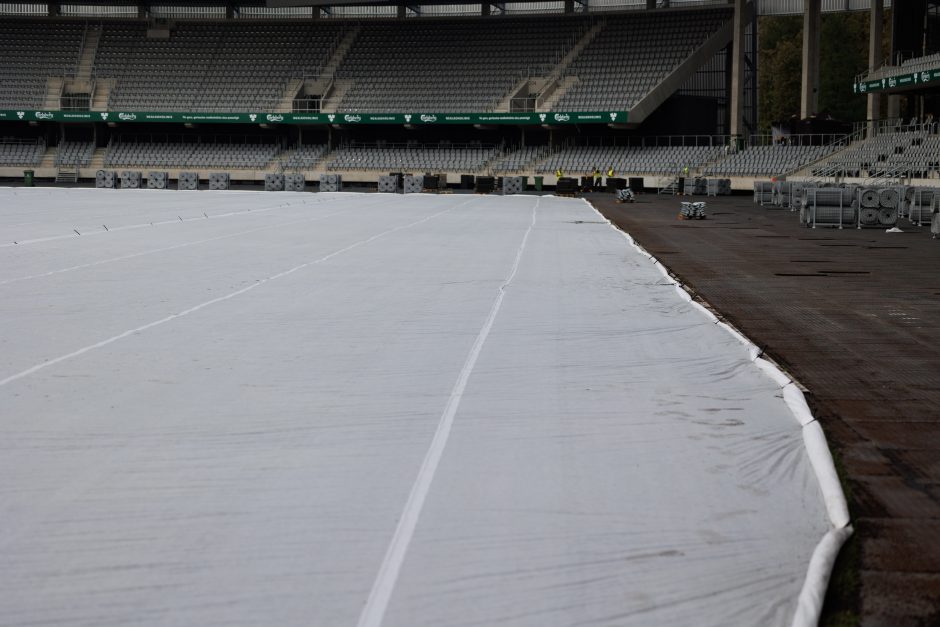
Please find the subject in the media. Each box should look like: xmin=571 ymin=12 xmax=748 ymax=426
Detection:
xmin=0 ymin=189 xmax=831 ymax=626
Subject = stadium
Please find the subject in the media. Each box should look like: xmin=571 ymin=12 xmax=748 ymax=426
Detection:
xmin=0 ymin=1 xmax=938 ymax=626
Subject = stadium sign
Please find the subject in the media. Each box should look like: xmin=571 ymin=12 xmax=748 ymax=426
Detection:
xmin=854 ymin=67 xmax=940 ymax=94
xmin=0 ymin=109 xmax=629 ymax=126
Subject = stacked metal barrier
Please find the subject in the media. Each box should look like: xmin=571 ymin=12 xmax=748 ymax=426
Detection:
xmin=932 ymin=196 xmax=940 ymax=238
xmin=377 ymin=175 xmax=399 ymax=193
xmin=119 ymin=171 xmax=142 ymax=189
xmin=502 ymin=176 xmax=525 ymax=195
xmin=95 ymin=170 xmax=116 ymax=189
xmin=908 ymin=188 xmax=940 ymax=225
xmin=753 ymin=180 xmax=774 ymax=205
xmin=858 ymin=188 xmax=882 ymax=227
xmin=264 ymin=173 xmax=285 ymax=191
xmin=208 ymin=172 xmax=230 ymax=190
xmin=177 ymin=171 xmax=198 ymax=191
xmin=801 ymin=186 xmax=858 ymax=228
xmin=146 ymin=171 xmax=168 ymax=190
xmin=772 ymin=181 xmax=792 ymax=207
xmin=284 ymin=174 xmax=305 ymax=192
xmin=789 ymin=182 xmax=807 ymax=210
xmin=403 ymin=175 xmax=423 ymax=194
xmin=320 ymin=173 xmax=341 ymax=192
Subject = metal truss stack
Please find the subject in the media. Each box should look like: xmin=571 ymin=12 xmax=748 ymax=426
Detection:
xmin=95 ymin=170 xmax=116 ymax=188
xmin=377 ymin=175 xmax=399 ymax=193
xmin=177 ymin=172 xmax=198 ymax=190
xmin=208 ymin=172 xmax=230 ymax=190
xmin=264 ymin=173 xmax=285 ymax=191
xmin=146 ymin=171 xmax=168 ymax=190
xmin=119 ymin=171 xmax=142 ymax=189
xmin=284 ymin=173 xmax=305 ymax=192
xmin=502 ymin=176 xmax=525 ymax=195
xmin=403 ymin=175 xmax=423 ymax=194
xmin=320 ymin=173 xmax=342 ymax=192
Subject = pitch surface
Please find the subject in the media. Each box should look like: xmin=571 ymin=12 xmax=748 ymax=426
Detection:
xmin=0 ymin=189 xmax=827 ymax=626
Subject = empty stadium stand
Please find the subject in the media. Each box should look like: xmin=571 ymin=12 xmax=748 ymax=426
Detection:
xmin=104 ymin=137 xmax=281 ymax=168
xmin=537 ymin=144 xmax=723 ymax=176
xmin=704 ymin=143 xmax=840 ymax=177
xmin=334 ymin=17 xmax=588 ymax=113
xmin=0 ymin=138 xmax=45 ymax=165
xmin=54 ymin=140 xmax=95 ymax=166
xmin=94 ymin=22 xmax=345 ymax=112
xmin=0 ymin=20 xmax=84 ymax=109
xmin=490 ymin=145 xmax=552 ymax=173
xmin=281 ymin=143 xmax=329 ymax=170
xmin=326 ymin=143 xmax=500 ymax=172
xmin=554 ymin=9 xmax=732 ymax=111
xmin=809 ymin=127 xmax=940 ymax=180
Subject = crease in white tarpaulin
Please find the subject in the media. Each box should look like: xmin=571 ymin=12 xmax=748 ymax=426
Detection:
xmin=357 ymin=199 xmax=541 ymax=627
xmin=587 ymin=200 xmax=852 ymax=627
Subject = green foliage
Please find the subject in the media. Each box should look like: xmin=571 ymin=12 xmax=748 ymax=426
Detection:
xmin=758 ymin=16 xmax=802 ymax=132
xmin=819 ymin=12 xmax=870 ymax=124
xmin=758 ymin=13 xmax=876 ymax=131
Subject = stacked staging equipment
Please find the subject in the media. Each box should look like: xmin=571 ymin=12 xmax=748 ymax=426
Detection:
xmin=177 ymin=172 xmax=198 ymax=190
xmin=403 ymin=175 xmax=423 ymax=194
xmin=320 ymin=174 xmax=342 ymax=192
xmin=264 ymin=173 xmax=286 ymax=192
xmin=208 ymin=173 xmax=231 ymax=190
xmin=284 ymin=174 xmax=305 ymax=192
xmin=377 ymin=175 xmax=399 ymax=193
xmin=95 ymin=170 xmax=117 ymax=189
xmin=119 ymin=171 xmax=142 ymax=189
xmin=146 ymin=172 xmax=168 ymax=190
xmin=502 ymin=176 xmax=525 ymax=196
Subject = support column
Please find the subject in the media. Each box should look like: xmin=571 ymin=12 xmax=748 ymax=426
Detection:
xmin=729 ymin=0 xmax=746 ymax=145
xmin=800 ymin=0 xmax=821 ymax=118
xmin=646 ymin=0 xmax=656 ymax=8
xmin=867 ymin=0 xmax=883 ymax=133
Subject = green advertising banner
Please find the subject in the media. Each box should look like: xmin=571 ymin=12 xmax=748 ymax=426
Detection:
xmin=0 ymin=109 xmax=629 ymax=125
xmin=854 ymin=68 xmax=940 ymax=94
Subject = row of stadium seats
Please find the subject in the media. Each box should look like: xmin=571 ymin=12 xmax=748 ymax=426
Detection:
xmin=0 ymin=21 xmax=84 ymax=109
xmin=556 ymin=10 xmax=731 ymax=110
xmin=326 ymin=144 xmax=502 ymax=172
xmin=104 ymin=141 xmax=282 ymax=168
xmin=537 ymin=145 xmax=724 ymax=175
xmin=0 ymin=11 xmax=730 ymax=114
xmin=0 ymin=139 xmax=46 ymax=166
xmin=23 ymin=127 xmax=940 ymax=177
xmin=812 ymin=128 xmax=940 ymax=178
xmin=335 ymin=18 xmax=586 ymax=113
xmin=704 ymin=144 xmax=840 ymax=177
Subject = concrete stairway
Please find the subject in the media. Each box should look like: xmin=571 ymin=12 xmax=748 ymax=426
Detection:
xmin=43 ymin=77 xmax=64 ymax=110
xmin=319 ymin=80 xmax=355 ymax=114
xmin=537 ymin=76 xmax=580 ymax=112
xmin=39 ymin=148 xmax=57 ymax=169
xmin=276 ymin=78 xmax=305 ymax=113
xmin=88 ymin=147 xmax=107 ymax=171
xmin=91 ymin=79 xmax=114 ymax=111
xmin=310 ymin=26 xmax=360 ymax=113
xmin=74 ymin=24 xmax=101 ymax=84
xmin=493 ymin=21 xmax=605 ymax=114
